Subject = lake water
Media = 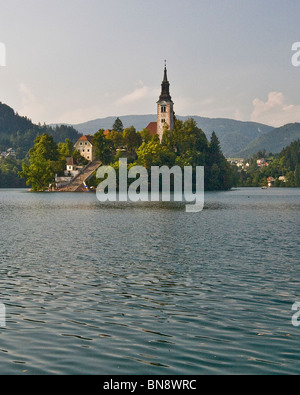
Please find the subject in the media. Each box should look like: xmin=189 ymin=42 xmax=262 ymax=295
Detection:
xmin=0 ymin=187 xmax=299 ymax=375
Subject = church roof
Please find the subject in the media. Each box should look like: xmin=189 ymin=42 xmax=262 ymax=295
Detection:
xmin=145 ymin=122 xmax=158 ymax=136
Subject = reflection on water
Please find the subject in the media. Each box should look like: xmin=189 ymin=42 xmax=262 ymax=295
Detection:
xmin=0 ymin=188 xmax=299 ymax=374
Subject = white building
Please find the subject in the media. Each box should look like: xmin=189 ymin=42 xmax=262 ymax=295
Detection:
xmin=74 ymin=135 xmax=95 ymax=162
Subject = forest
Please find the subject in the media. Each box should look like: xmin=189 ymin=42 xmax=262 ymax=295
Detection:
xmin=237 ymin=139 xmax=300 ymax=187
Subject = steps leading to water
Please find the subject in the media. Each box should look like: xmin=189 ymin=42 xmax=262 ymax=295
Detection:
xmin=60 ymin=161 xmax=102 ymax=192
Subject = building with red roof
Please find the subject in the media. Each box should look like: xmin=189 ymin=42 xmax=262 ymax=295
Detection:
xmin=145 ymin=122 xmax=158 ymax=136
xmin=74 ymin=135 xmax=95 ymax=162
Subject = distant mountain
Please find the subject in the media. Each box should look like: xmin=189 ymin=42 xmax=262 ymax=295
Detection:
xmin=69 ymin=115 xmax=156 ymax=134
xmin=236 ymin=123 xmax=300 ymax=158
xmin=67 ymin=114 xmax=273 ymax=157
xmin=177 ymin=116 xmax=273 ymax=157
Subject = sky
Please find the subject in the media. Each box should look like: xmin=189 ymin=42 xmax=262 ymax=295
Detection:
xmin=0 ymin=0 xmax=299 ymax=127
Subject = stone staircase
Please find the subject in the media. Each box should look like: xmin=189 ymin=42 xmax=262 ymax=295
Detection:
xmin=60 ymin=161 xmax=102 ymax=192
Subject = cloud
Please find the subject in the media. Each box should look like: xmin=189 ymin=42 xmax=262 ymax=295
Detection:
xmin=116 ymin=81 xmax=158 ymax=105
xmin=251 ymin=92 xmax=300 ymax=127
xmin=18 ymin=83 xmax=46 ymax=123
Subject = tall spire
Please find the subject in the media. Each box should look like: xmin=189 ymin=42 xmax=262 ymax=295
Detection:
xmin=163 ymin=60 xmax=168 ymax=82
xmin=158 ymin=61 xmax=172 ymax=102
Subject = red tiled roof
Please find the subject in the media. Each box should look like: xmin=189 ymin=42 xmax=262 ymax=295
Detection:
xmin=103 ymin=129 xmax=112 ymax=136
xmin=78 ymin=135 xmax=94 ymax=144
xmin=145 ymin=122 xmax=157 ymax=136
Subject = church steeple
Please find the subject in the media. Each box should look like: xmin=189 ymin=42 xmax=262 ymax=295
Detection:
xmin=156 ymin=61 xmax=174 ymax=142
xmin=159 ymin=63 xmax=172 ymax=102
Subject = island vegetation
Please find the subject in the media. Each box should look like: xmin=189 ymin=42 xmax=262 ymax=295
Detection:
xmin=1 ymin=100 xmax=299 ymax=191
xmin=86 ymin=118 xmax=235 ymax=191
xmin=15 ymin=117 xmax=235 ymax=191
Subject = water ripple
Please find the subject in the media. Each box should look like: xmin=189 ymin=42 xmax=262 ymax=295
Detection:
xmin=0 ymin=188 xmax=299 ymax=374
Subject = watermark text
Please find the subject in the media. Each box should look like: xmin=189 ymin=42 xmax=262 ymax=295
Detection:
xmin=0 ymin=303 xmax=6 ymax=327
xmin=292 ymin=302 xmax=300 ymax=327
xmin=96 ymin=159 xmax=204 ymax=213
xmin=0 ymin=43 xmax=6 ymax=67
xmin=292 ymin=42 xmax=300 ymax=67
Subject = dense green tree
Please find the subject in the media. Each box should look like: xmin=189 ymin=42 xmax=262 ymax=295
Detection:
xmin=236 ymin=139 xmax=300 ymax=187
xmin=123 ymin=126 xmax=142 ymax=152
xmin=161 ymin=119 xmax=233 ymax=190
xmin=106 ymin=130 xmax=124 ymax=151
xmin=45 ymin=125 xmax=82 ymax=143
xmin=28 ymin=133 xmax=60 ymax=162
xmin=19 ymin=133 xmax=61 ymax=191
xmin=294 ymin=164 xmax=300 ymax=187
xmin=208 ymin=132 xmax=222 ymax=164
xmin=204 ymin=132 xmax=234 ymax=190
xmin=135 ymin=140 xmax=176 ymax=170
xmin=112 ymin=117 xmax=124 ymax=133
xmin=0 ymin=157 xmax=26 ymax=188
xmin=170 ymin=119 xmax=208 ymax=156
xmin=93 ymin=129 xmax=112 ymax=164
xmin=139 ymin=129 xmax=152 ymax=144
xmin=58 ymin=138 xmax=74 ymax=158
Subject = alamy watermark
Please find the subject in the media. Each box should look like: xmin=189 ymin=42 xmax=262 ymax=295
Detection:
xmin=292 ymin=302 xmax=300 ymax=327
xmin=96 ymin=159 xmax=204 ymax=213
xmin=291 ymin=42 xmax=300 ymax=67
xmin=0 ymin=303 xmax=6 ymax=327
xmin=0 ymin=42 xmax=6 ymax=67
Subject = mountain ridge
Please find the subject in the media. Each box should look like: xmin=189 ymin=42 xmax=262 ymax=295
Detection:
xmin=236 ymin=122 xmax=300 ymax=157
xmin=53 ymin=114 xmax=274 ymax=157
xmin=1 ymin=99 xmax=298 ymax=159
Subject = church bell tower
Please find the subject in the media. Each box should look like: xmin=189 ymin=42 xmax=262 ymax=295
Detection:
xmin=157 ymin=62 xmax=174 ymax=142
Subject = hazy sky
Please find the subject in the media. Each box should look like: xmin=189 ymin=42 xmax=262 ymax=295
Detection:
xmin=0 ymin=0 xmax=299 ymax=127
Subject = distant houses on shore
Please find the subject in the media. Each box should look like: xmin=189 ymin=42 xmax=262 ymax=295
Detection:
xmin=0 ymin=148 xmax=16 ymax=159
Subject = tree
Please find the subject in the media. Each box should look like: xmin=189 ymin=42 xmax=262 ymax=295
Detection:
xmin=112 ymin=117 xmax=124 ymax=133
xmin=0 ymin=157 xmax=26 ymax=188
xmin=58 ymin=138 xmax=74 ymax=158
xmin=106 ymin=130 xmax=124 ymax=151
xmin=236 ymin=139 xmax=300 ymax=187
xmin=295 ymin=164 xmax=300 ymax=187
xmin=209 ymin=163 xmax=220 ymax=190
xmin=123 ymin=126 xmax=142 ymax=152
xmin=135 ymin=140 xmax=176 ymax=170
xmin=205 ymin=132 xmax=234 ymax=190
xmin=72 ymin=149 xmax=89 ymax=166
xmin=28 ymin=133 xmax=59 ymax=162
xmin=171 ymin=118 xmax=209 ymax=157
xmin=19 ymin=133 xmax=60 ymax=191
xmin=208 ymin=132 xmax=222 ymax=165
xmin=93 ymin=129 xmax=112 ymax=164
xmin=139 ymin=129 xmax=152 ymax=144
xmin=85 ymin=117 xmax=236 ymax=192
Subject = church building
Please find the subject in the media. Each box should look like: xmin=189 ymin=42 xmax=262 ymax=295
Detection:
xmin=146 ymin=63 xmax=175 ymax=142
